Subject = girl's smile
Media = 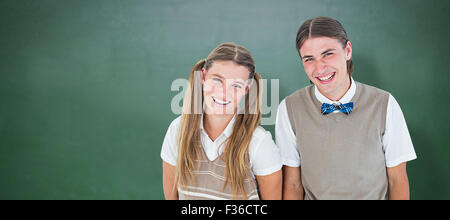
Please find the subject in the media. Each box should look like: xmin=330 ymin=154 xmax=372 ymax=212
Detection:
xmin=212 ymin=96 xmax=231 ymax=106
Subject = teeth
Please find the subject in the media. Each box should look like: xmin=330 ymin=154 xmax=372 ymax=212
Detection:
xmin=318 ymin=73 xmax=335 ymax=81
xmin=213 ymin=97 xmax=231 ymax=105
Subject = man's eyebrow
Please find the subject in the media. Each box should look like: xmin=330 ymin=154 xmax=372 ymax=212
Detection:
xmin=321 ymin=49 xmax=335 ymax=55
xmin=302 ymin=49 xmax=336 ymax=59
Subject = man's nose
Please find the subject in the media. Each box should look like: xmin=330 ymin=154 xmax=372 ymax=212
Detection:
xmin=315 ymin=59 xmax=327 ymax=73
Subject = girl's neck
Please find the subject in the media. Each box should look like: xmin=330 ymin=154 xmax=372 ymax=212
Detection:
xmin=203 ymin=113 xmax=234 ymax=142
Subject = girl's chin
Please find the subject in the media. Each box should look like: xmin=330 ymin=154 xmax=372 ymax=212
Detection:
xmin=205 ymin=105 xmax=236 ymax=115
xmin=206 ymin=109 xmax=235 ymax=115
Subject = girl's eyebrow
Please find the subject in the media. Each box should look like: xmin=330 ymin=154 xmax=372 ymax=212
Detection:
xmin=211 ymin=73 xmax=245 ymax=86
xmin=234 ymin=81 xmax=245 ymax=86
xmin=211 ymin=73 xmax=224 ymax=79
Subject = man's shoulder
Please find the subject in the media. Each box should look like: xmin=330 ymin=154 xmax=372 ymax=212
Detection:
xmin=286 ymin=84 xmax=314 ymax=100
xmin=356 ymin=81 xmax=390 ymax=97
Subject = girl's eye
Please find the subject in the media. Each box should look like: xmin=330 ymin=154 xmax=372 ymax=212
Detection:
xmin=232 ymin=84 xmax=242 ymax=89
xmin=213 ymin=78 xmax=222 ymax=84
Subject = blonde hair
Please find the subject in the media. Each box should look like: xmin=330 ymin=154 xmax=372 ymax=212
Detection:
xmin=175 ymin=42 xmax=262 ymax=199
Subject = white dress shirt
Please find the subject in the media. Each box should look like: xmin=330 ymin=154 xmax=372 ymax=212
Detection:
xmin=161 ymin=114 xmax=282 ymax=177
xmin=275 ymin=77 xmax=417 ymax=168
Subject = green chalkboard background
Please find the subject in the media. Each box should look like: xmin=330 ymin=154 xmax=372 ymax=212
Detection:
xmin=1 ymin=0 xmax=449 ymax=200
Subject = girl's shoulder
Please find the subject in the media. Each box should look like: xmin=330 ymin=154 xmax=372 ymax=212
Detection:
xmin=248 ymin=126 xmax=282 ymax=176
xmin=167 ymin=115 xmax=182 ymax=131
xmin=250 ymin=126 xmax=275 ymax=146
xmin=253 ymin=125 xmax=271 ymax=137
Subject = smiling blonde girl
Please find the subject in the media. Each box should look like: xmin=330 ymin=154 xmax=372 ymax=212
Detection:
xmin=161 ymin=42 xmax=282 ymax=200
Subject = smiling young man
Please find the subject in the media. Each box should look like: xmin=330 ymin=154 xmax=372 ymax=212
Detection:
xmin=276 ymin=17 xmax=417 ymax=200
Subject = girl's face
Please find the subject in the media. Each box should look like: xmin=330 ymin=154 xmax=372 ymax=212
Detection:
xmin=202 ymin=60 xmax=250 ymax=116
xmin=299 ymin=36 xmax=352 ymax=101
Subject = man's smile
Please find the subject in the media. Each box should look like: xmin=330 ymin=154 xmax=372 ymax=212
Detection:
xmin=316 ymin=72 xmax=336 ymax=84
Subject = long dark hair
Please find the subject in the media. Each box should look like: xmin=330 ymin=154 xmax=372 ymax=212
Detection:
xmin=295 ymin=16 xmax=354 ymax=77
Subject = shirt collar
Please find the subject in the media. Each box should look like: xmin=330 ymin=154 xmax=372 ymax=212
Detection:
xmin=200 ymin=113 xmax=236 ymax=138
xmin=314 ymin=77 xmax=356 ymax=104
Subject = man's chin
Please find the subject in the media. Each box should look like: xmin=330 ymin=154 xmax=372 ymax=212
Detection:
xmin=316 ymin=84 xmax=337 ymax=98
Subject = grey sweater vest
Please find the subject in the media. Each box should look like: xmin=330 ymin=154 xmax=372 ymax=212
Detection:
xmin=178 ymin=147 xmax=260 ymax=200
xmin=285 ymin=82 xmax=389 ymax=200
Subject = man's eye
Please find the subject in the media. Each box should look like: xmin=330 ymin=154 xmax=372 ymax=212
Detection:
xmin=213 ymin=78 xmax=222 ymax=83
xmin=304 ymin=58 xmax=313 ymax=62
xmin=325 ymin=52 xmax=333 ymax=56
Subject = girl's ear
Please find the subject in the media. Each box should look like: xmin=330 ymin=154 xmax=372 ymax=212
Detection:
xmin=245 ymin=78 xmax=254 ymax=95
xmin=345 ymin=41 xmax=352 ymax=61
xmin=201 ymin=68 xmax=206 ymax=84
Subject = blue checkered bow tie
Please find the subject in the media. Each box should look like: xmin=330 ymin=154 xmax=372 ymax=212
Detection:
xmin=321 ymin=102 xmax=354 ymax=115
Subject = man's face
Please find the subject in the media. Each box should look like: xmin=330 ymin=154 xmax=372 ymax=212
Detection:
xmin=299 ymin=36 xmax=352 ymax=101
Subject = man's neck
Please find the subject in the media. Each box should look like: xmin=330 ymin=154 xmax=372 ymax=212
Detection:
xmin=320 ymin=77 xmax=351 ymax=102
